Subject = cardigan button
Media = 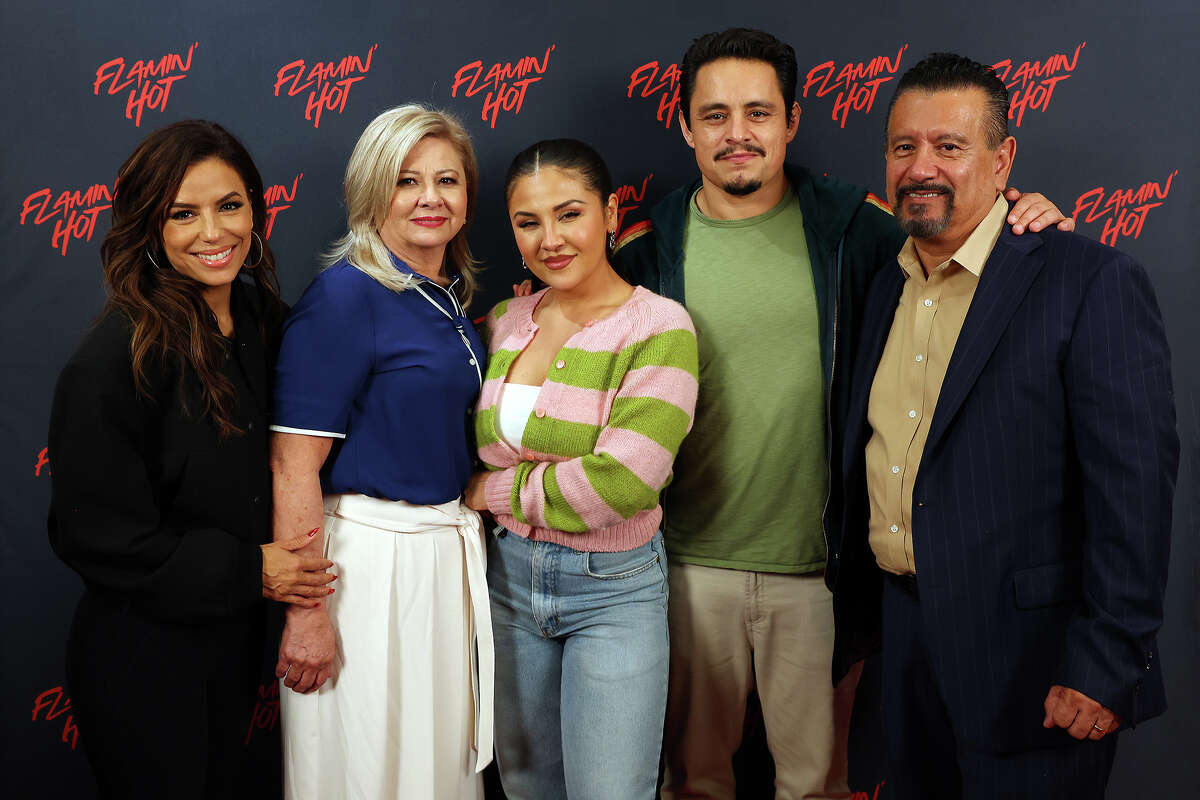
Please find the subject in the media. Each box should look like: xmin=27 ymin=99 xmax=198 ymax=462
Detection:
xmin=535 ymin=409 xmax=546 ymax=418
xmin=555 ymin=360 xmax=565 ymax=369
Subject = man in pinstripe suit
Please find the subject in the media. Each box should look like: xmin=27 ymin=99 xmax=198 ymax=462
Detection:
xmin=833 ymin=53 xmax=1178 ymax=798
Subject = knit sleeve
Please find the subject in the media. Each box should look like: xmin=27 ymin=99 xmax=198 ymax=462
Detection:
xmin=484 ymin=302 xmax=698 ymax=532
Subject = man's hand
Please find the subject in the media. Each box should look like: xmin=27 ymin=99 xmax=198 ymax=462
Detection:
xmin=1005 ymin=187 xmax=1076 ymax=234
xmin=276 ymin=606 xmax=338 ymax=694
xmin=1042 ymin=684 xmax=1121 ymax=740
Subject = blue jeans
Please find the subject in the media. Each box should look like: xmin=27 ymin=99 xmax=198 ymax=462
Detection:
xmin=487 ymin=529 xmax=669 ymax=800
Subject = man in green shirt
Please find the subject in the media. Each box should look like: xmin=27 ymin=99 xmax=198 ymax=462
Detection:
xmin=615 ymin=28 xmax=1070 ymax=799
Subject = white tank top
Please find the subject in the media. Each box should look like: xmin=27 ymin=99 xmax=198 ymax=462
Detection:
xmin=495 ymin=382 xmax=541 ymax=452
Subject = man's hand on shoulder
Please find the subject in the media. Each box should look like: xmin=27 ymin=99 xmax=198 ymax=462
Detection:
xmin=1004 ymin=187 xmax=1076 ymax=234
xmin=1042 ymin=684 xmax=1120 ymax=740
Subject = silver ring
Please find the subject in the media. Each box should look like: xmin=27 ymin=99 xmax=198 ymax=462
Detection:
xmin=1092 ymin=723 xmax=1105 ymax=732
xmin=283 ymin=664 xmax=293 ymax=679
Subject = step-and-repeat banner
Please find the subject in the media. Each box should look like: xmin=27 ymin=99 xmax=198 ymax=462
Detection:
xmin=3 ymin=1 xmax=1197 ymax=797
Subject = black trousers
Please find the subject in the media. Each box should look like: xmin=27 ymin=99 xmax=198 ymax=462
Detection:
xmin=66 ymin=590 xmax=263 ymax=800
xmin=879 ymin=574 xmax=1118 ymax=800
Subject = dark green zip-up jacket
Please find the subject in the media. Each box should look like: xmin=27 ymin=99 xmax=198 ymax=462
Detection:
xmin=612 ymin=163 xmax=905 ymax=594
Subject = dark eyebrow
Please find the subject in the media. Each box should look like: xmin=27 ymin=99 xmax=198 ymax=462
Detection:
xmin=695 ymin=102 xmax=729 ymax=116
xmin=937 ymin=132 xmax=971 ymax=144
xmin=170 ymin=191 xmax=242 ymax=209
xmin=511 ymin=199 xmax=585 ymax=218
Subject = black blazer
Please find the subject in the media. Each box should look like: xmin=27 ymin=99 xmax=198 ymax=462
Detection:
xmin=834 ymin=222 xmax=1178 ymax=754
xmin=48 ymin=279 xmax=281 ymax=623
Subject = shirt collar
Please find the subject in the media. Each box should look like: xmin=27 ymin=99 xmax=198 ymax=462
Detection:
xmin=897 ymin=193 xmax=1009 ymax=279
xmin=388 ymin=250 xmax=460 ymax=289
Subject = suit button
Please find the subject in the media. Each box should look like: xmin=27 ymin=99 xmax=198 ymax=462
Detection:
xmin=252 ymin=496 xmax=261 ymax=505
xmin=247 ymin=421 xmax=255 ymax=431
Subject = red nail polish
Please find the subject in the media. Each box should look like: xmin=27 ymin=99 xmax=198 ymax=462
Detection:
xmin=308 ymin=527 xmax=320 ymax=537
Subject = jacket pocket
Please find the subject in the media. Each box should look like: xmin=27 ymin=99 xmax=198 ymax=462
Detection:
xmin=1012 ymin=562 xmax=1081 ymax=609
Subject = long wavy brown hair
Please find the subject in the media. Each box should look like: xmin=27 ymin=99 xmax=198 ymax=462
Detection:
xmin=101 ymin=120 xmax=285 ymax=438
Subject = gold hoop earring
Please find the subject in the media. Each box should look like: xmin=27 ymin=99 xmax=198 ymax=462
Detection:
xmin=243 ymin=231 xmax=265 ymax=268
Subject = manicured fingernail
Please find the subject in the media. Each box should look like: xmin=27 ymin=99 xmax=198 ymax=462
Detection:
xmin=330 ymin=574 xmax=338 ymax=581
xmin=308 ymin=527 xmax=320 ymax=537
xmin=328 ymin=588 xmax=335 ymax=594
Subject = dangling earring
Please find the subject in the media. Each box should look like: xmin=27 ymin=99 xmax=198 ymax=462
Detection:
xmin=521 ymin=256 xmax=527 ymax=270
xmin=146 ymin=248 xmax=163 ymax=269
xmin=607 ymin=230 xmax=616 ymax=250
xmin=243 ymin=231 xmax=264 ymax=268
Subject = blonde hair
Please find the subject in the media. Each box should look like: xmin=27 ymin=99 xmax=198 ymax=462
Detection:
xmin=325 ymin=104 xmax=480 ymax=305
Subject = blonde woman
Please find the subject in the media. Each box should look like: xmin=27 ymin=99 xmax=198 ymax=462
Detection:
xmin=270 ymin=105 xmax=492 ymax=799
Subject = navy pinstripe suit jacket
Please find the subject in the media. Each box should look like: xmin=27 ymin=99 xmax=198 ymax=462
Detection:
xmin=834 ymin=221 xmax=1178 ymax=754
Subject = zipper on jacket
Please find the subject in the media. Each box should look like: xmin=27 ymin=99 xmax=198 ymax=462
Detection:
xmin=820 ymin=237 xmax=845 ymax=573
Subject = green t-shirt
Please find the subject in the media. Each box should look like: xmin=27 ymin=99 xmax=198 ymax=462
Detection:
xmin=664 ymin=188 xmax=828 ymax=573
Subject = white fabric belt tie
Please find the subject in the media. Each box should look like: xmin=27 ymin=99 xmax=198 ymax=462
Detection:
xmin=323 ymin=493 xmax=495 ymax=773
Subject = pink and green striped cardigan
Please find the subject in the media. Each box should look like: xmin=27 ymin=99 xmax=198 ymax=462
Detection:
xmin=475 ymin=286 xmax=699 ymax=552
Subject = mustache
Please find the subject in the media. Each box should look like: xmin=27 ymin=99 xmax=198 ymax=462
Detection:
xmin=713 ymin=144 xmax=766 ymax=160
xmin=897 ymin=183 xmax=954 ymax=200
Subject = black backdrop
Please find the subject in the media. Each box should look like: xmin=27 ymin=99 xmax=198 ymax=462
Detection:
xmin=3 ymin=1 xmax=1197 ymax=797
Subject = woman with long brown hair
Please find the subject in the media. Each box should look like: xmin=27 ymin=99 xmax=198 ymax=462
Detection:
xmin=48 ymin=119 xmax=334 ymax=799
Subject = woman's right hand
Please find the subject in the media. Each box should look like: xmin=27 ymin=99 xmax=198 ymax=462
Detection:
xmin=277 ymin=605 xmax=338 ymax=693
xmin=261 ymin=529 xmax=336 ymax=607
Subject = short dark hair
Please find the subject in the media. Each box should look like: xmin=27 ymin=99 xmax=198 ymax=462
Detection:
xmin=679 ymin=28 xmax=797 ymax=123
xmin=887 ymin=52 xmax=1011 ymax=148
xmin=504 ymin=138 xmax=615 ymax=205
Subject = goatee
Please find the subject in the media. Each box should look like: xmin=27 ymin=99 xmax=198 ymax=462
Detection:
xmin=897 ymin=183 xmax=954 ymax=238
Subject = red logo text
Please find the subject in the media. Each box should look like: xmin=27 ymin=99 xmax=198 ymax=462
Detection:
xmin=263 ymin=174 xmax=304 ymax=240
xmin=32 ymin=686 xmax=78 ymax=750
xmin=992 ymin=42 xmax=1085 ymax=127
xmin=35 ymin=447 xmax=50 ymax=477
xmin=93 ymin=43 xmax=198 ymax=127
xmin=1073 ymin=170 xmax=1178 ymax=247
xmin=850 ymin=780 xmax=886 ymax=800
xmin=245 ymin=681 xmax=280 ymax=744
xmin=451 ymin=45 xmax=555 ymax=129
xmin=803 ymin=45 xmax=908 ymax=128
xmin=627 ymin=61 xmax=680 ymax=129
xmin=20 ymin=182 xmax=114 ymax=256
xmin=616 ymin=173 xmax=654 ymax=233
xmin=274 ymin=44 xmax=378 ymax=129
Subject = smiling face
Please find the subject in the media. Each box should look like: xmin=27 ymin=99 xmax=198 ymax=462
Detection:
xmin=680 ymin=57 xmax=799 ymax=209
xmin=885 ymin=87 xmax=1015 ymax=252
xmin=161 ymin=157 xmax=253 ymax=299
xmin=507 ymin=166 xmax=618 ymax=294
xmin=378 ymin=135 xmax=468 ymax=273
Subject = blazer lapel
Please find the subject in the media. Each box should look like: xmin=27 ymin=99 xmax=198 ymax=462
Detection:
xmin=923 ymin=229 xmax=1045 ymax=458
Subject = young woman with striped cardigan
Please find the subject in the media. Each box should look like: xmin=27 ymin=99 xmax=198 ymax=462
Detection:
xmin=465 ymin=139 xmax=699 ymax=800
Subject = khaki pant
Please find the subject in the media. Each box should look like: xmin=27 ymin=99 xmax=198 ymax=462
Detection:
xmin=661 ymin=561 xmax=858 ymax=800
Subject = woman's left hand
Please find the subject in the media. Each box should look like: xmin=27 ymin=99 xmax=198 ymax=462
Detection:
xmin=1004 ymin=187 xmax=1075 ymax=234
xmin=465 ymin=471 xmax=490 ymax=511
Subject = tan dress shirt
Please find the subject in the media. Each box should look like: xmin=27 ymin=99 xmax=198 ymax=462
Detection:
xmin=865 ymin=194 xmax=1008 ymax=575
